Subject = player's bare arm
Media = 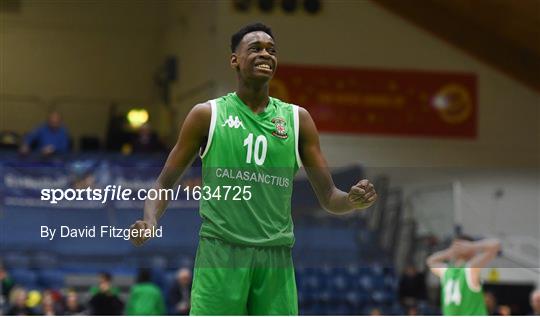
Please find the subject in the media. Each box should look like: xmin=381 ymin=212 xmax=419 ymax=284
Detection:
xmin=461 ymin=239 xmax=501 ymax=288
xmin=298 ymin=107 xmax=377 ymax=214
xmin=426 ymin=248 xmax=453 ymax=277
xmin=130 ymin=102 xmax=211 ymax=246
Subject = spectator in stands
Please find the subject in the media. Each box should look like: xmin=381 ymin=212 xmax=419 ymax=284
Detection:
xmin=130 ymin=123 xmax=165 ymax=153
xmin=530 ymin=289 xmax=540 ymax=315
xmin=425 ymin=267 xmax=441 ymax=306
xmin=485 ymin=291 xmax=499 ymax=315
xmin=399 ymin=263 xmax=427 ymax=308
xmin=167 ymin=268 xmax=192 ymax=315
xmin=369 ymin=307 xmax=382 ymax=315
xmin=105 ymin=103 xmax=130 ymax=151
xmin=406 ymin=305 xmax=418 ymax=316
xmin=6 ymin=287 xmax=34 ymax=315
xmin=125 ymin=268 xmax=166 ymax=315
xmin=19 ymin=111 xmax=70 ymax=156
xmin=88 ymin=272 xmax=123 ymax=315
xmin=37 ymin=289 xmax=63 ymax=315
xmin=0 ymin=263 xmax=14 ymax=314
xmin=64 ymin=290 xmax=85 ymax=315
xmin=484 ymin=291 xmax=511 ymax=315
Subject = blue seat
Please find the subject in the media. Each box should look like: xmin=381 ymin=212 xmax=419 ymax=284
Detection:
xmin=174 ymin=255 xmax=194 ymax=269
xmin=0 ymin=208 xmax=50 ymax=250
xmin=318 ymin=289 xmax=332 ymax=303
xmin=38 ymin=269 xmax=65 ymax=289
xmin=346 ymin=289 xmax=369 ymax=307
xmin=302 ymin=286 xmax=320 ymax=302
xmin=389 ymin=302 xmax=405 ymax=315
xmin=135 ymin=255 xmax=169 ymax=269
xmin=2 ymin=252 xmax=31 ymax=269
xmin=297 ymin=290 xmax=306 ymax=306
xmin=372 ymin=275 xmax=386 ymax=291
xmin=32 ymin=252 xmax=58 ymax=269
xmin=302 ymin=268 xmax=326 ymax=291
xmin=371 ymin=290 xmax=386 ymax=304
xmin=329 ymin=273 xmax=350 ymax=293
xmin=370 ymin=265 xmax=385 ymax=278
xmin=328 ymin=303 xmax=351 ymax=315
xmin=384 ymin=274 xmax=397 ymax=290
xmin=358 ymin=275 xmax=373 ymax=292
xmin=9 ymin=269 xmax=38 ymax=289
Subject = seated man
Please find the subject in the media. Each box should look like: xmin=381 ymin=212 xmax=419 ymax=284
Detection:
xmin=167 ymin=268 xmax=192 ymax=315
xmin=88 ymin=272 xmax=123 ymax=315
xmin=530 ymin=289 xmax=540 ymax=315
xmin=20 ymin=111 xmax=70 ymax=156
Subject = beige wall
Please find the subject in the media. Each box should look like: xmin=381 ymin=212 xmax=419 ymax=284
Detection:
xmin=1 ymin=1 xmax=166 ymax=145
xmin=4 ymin=1 xmax=538 ymax=165
xmin=1 ymin=0 xmax=538 ymax=281
xmin=211 ymin=0 xmax=539 ymax=168
xmin=206 ymin=1 xmax=539 ymax=261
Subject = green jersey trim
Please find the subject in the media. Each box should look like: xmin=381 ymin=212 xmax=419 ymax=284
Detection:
xmin=292 ymin=105 xmax=302 ymax=168
xmin=200 ymin=99 xmax=217 ymax=158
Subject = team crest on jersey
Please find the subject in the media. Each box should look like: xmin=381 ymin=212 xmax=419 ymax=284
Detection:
xmin=271 ymin=117 xmax=288 ymax=139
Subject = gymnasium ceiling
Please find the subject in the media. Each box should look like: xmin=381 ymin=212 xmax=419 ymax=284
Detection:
xmin=372 ymin=0 xmax=540 ymax=92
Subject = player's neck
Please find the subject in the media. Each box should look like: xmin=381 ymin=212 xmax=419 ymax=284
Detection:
xmin=236 ymin=82 xmax=270 ymax=114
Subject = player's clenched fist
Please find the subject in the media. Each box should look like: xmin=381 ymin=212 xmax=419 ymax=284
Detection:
xmin=348 ymin=179 xmax=377 ymax=210
xmin=129 ymin=220 xmax=154 ymax=246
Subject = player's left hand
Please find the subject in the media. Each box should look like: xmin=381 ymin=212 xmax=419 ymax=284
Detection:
xmin=348 ymin=179 xmax=377 ymax=210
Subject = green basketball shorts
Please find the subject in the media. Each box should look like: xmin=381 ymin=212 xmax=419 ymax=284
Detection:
xmin=190 ymin=237 xmax=298 ymax=315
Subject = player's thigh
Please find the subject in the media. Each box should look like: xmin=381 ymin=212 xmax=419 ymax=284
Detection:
xmin=190 ymin=267 xmax=250 ymax=315
xmin=190 ymin=238 xmax=252 ymax=315
xmin=247 ymin=267 xmax=298 ymax=315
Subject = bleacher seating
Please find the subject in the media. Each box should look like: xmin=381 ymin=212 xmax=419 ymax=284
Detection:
xmin=0 ymin=153 xmax=406 ymax=314
xmin=294 ymin=264 xmax=398 ymax=315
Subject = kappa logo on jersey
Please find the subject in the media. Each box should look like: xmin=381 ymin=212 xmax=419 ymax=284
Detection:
xmin=222 ymin=115 xmax=246 ymax=129
xmin=271 ymin=117 xmax=288 ymax=139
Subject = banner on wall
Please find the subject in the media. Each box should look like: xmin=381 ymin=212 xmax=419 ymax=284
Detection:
xmin=270 ymin=64 xmax=477 ymax=138
xmin=0 ymin=156 xmax=201 ymax=209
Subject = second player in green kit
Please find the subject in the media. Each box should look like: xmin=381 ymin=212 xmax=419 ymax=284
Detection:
xmin=427 ymin=237 xmax=501 ymax=316
xmin=130 ymin=23 xmax=378 ymax=315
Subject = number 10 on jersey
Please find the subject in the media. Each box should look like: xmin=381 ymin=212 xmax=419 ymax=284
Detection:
xmin=243 ymin=133 xmax=267 ymax=165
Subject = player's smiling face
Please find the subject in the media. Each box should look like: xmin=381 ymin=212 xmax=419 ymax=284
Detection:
xmin=231 ymin=31 xmax=277 ymax=82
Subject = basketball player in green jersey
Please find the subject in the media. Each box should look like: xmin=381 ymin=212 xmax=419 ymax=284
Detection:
xmin=427 ymin=237 xmax=501 ymax=316
xmin=130 ymin=23 xmax=377 ymax=315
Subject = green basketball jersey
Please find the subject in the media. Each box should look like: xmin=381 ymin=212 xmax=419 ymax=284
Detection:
xmin=198 ymin=92 xmax=302 ymax=247
xmin=441 ymin=265 xmax=488 ymax=316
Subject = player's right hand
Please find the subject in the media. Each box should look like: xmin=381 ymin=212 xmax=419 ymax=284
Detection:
xmin=129 ymin=220 xmax=154 ymax=247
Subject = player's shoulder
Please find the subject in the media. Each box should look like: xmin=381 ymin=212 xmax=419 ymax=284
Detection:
xmin=192 ymin=92 xmax=239 ymax=116
xmin=270 ymin=96 xmax=310 ymax=115
xmin=293 ymin=105 xmax=312 ymax=123
xmin=193 ymin=100 xmax=212 ymax=110
xmin=183 ymin=101 xmax=212 ymax=133
xmin=430 ymin=266 xmax=447 ymax=278
xmin=190 ymin=101 xmax=212 ymax=118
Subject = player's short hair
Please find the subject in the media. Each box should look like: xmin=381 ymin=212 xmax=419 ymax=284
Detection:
xmin=99 ymin=272 xmax=112 ymax=282
xmin=136 ymin=268 xmax=151 ymax=283
xmin=455 ymin=234 xmax=475 ymax=241
xmin=231 ymin=22 xmax=274 ymax=52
